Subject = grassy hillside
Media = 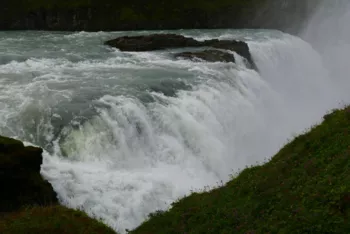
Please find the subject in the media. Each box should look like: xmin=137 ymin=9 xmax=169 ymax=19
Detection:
xmin=131 ymin=106 xmax=350 ymax=233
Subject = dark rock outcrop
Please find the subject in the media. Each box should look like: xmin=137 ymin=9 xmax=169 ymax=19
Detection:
xmin=175 ymin=50 xmax=235 ymax=63
xmin=105 ymin=34 xmax=257 ymax=69
xmin=0 ymin=136 xmax=58 ymax=213
xmin=105 ymin=34 xmax=200 ymax=51
xmin=205 ymin=39 xmax=257 ymax=70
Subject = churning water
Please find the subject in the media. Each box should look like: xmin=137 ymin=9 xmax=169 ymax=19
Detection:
xmin=1 ymin=8 xmax=349 ymax=231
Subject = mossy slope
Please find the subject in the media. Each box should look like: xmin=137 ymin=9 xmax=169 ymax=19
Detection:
xmin=131 ymin=106 xmax=350 ymax=233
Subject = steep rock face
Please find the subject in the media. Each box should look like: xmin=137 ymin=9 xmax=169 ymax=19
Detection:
xmin=0 ymin=136 xmax=58 ymax=213
xmin=0 ymin=0 xmax=320 ymax=34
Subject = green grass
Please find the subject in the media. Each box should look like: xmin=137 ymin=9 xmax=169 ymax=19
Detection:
xmin=0 ymin=205 xmax=116 ymax=234
xmin=131 ymin=106 xmax=350 ymax=233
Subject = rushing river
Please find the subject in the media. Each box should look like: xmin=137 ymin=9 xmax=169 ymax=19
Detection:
xmin=1 ymin=4 xmax=350 ymax=230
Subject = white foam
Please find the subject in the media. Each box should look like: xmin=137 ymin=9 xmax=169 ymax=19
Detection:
xmin=63 ymin=31 xmax=112 ymax=39
xmin=0 ymin=27 xmax=349 ymax=234
xmin=41 ymin=33 xmax=347 ymax=233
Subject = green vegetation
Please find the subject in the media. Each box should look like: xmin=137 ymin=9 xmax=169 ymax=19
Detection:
xmin=131 ymin=106 xmax=350 ymax=233
xmin=1 ymin=0 xmax=314 ymax=32
xmin=0 ymin=206 xmax=116 ymax=234
xmin=3 ymin=0 xmax=267 ymax=21
xmin=8 ymin=0 xmax=265 ymax=11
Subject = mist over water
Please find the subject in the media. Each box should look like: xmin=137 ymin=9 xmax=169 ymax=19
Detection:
xmin=301 ymin=0 xmax=350 ymax=101
xmin=0 ymin=2 xmax=349 ymax=232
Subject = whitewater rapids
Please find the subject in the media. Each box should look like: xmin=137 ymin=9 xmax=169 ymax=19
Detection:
xmin=0 ymin=27 xmax=348 ymax=233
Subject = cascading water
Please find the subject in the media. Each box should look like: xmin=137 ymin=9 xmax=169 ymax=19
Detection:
xmin=0 ymin=18 xmax=349 ymax=233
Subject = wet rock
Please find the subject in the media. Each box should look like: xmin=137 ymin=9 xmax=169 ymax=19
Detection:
xmin=175 ymin=50 xmax=235 ymax=63
xmin=203 ymin=39 xmax=257 ymax=69
xmin=0 ymin=136 xmax=58 ymax=212
xmin=105 ymin=34 xmax=200 ymax=51
xmin=105 ymin=34 xmax=257 ymax=70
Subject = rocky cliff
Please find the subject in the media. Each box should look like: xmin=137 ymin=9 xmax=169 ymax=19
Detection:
xmin=0 ymin=136 xmax=57 ymax=212
xmin=1 ymin=0 xmax=319 ymax=34
xmin=0 ymin=135 xmax=116 ymax=233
